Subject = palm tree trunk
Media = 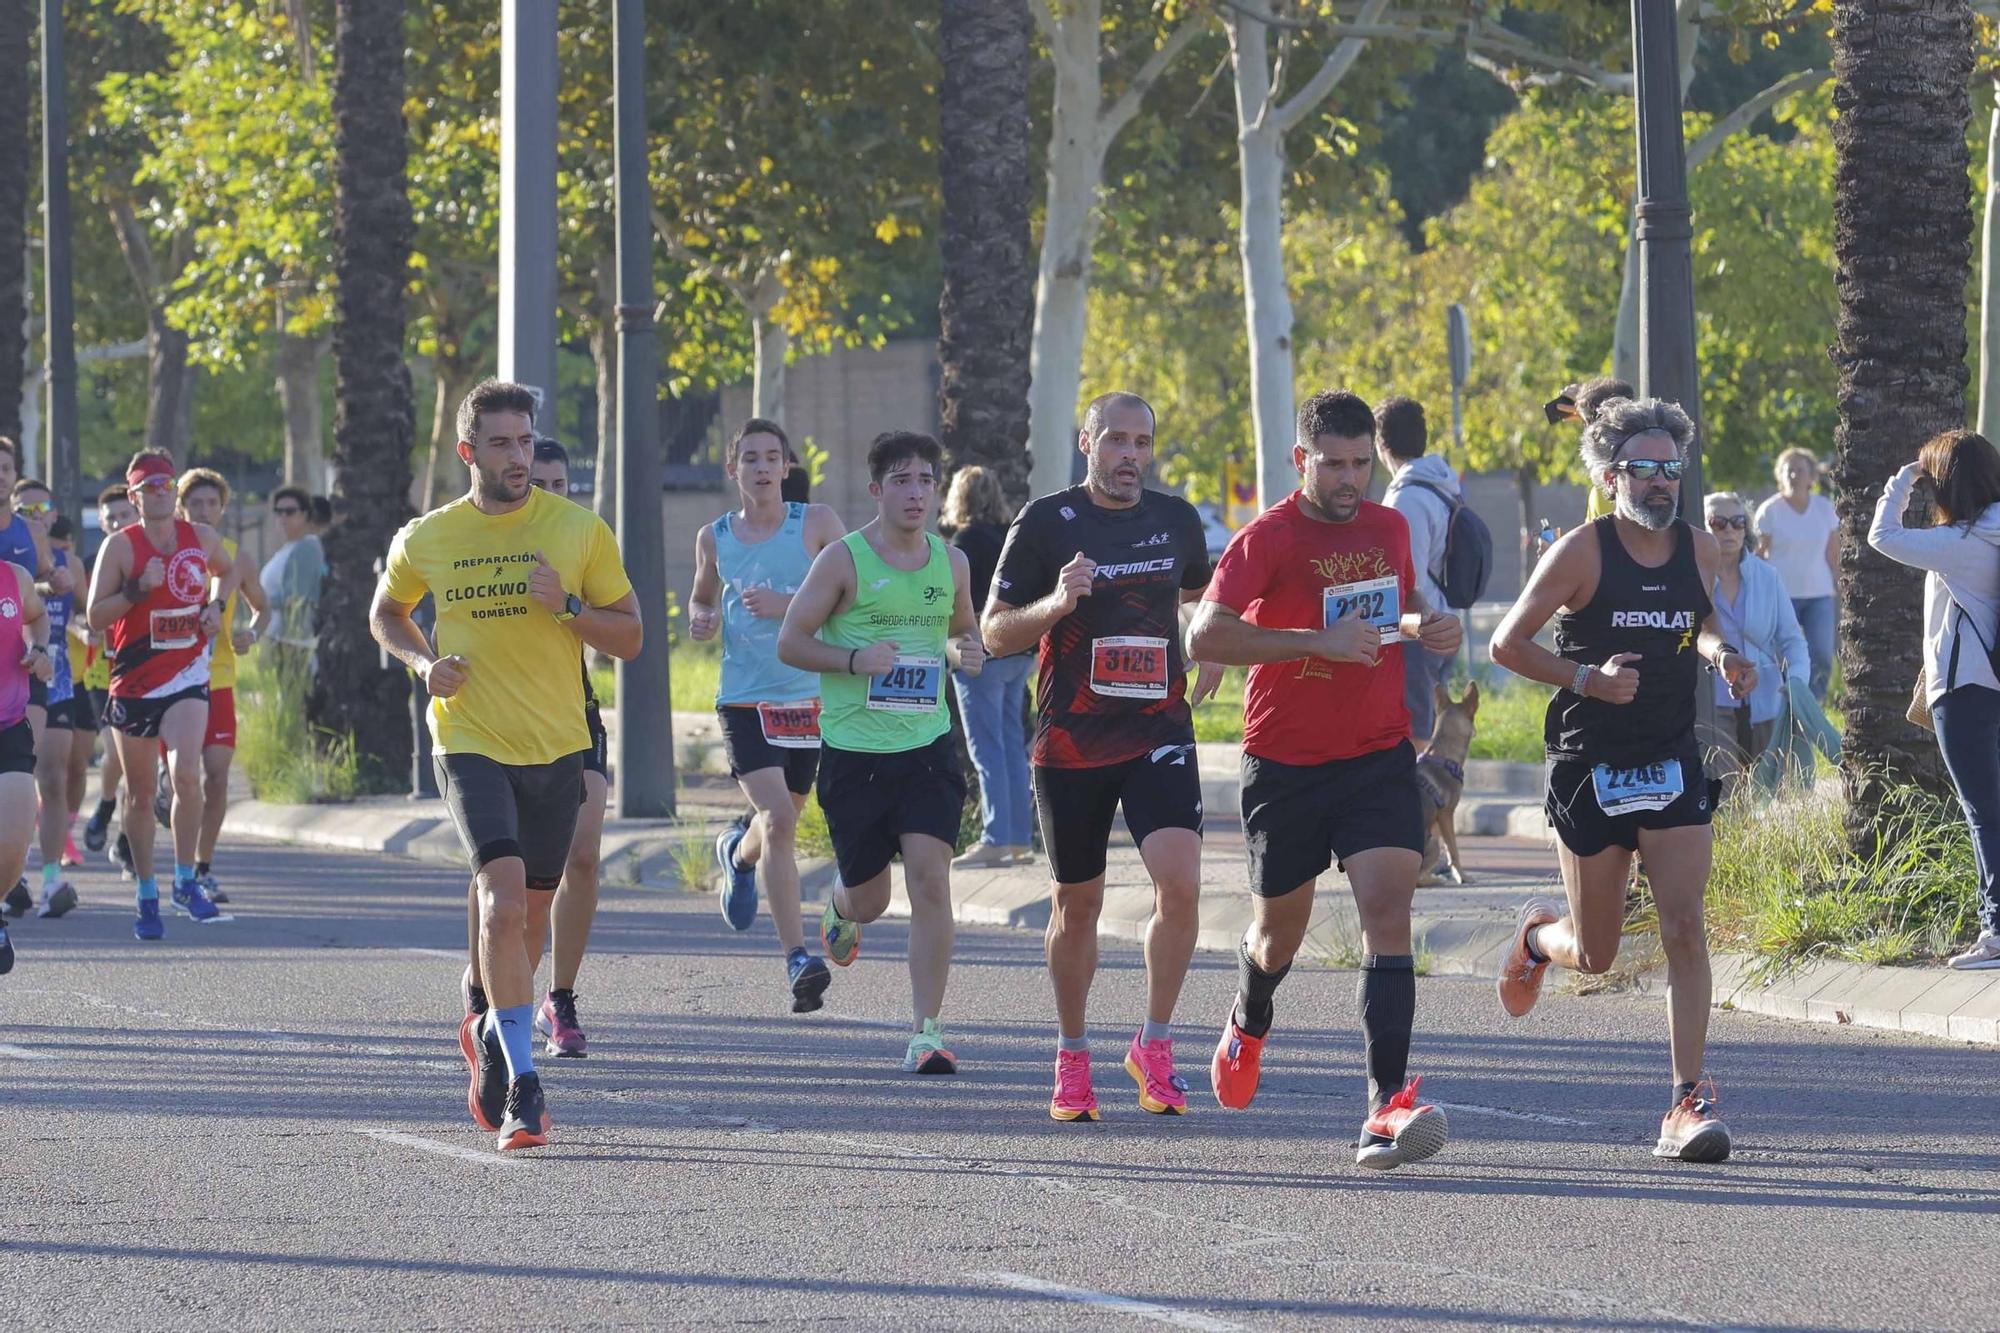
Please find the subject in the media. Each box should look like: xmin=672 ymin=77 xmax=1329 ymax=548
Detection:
xmin=937 ymin=0 xmax=1034 ymax=506
xmin=0 ymin=2 xmax=29 ymax=446
xmin=313 ymin=0 xmax=415 ymax=782
xmin=1830 ymin=0 xmax=1972 ymax=848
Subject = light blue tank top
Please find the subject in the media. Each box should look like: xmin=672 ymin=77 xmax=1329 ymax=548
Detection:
xmin=715 ymin=501 xmax=819 ymax=706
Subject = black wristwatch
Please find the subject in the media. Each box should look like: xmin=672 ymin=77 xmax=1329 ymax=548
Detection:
xmin=554 ymin=593 xmax=583 ymax=623
xmin=1707 ymin=642 xmax=1741 ymax=672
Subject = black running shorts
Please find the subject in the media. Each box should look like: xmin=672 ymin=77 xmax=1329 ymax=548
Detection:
xmin=1544 ymin=742 xmax=1717 ymax=858
xmin=434 ymin=749 xmax=588 ymax=890
xmin=583 ymin=700 xmax=609 ymax=778
xmin=719 ymin=705 xmax=819 ymax=796
xmin=1033 ymin=745 xmax=1204 ymax=885
xmin=1241 ymin=740 xmax=1424 ymax=898
xmin=0 ymin=718 xmax=33 ymax=775
xmin=105 ymin=683 xmax=209 ymax=740
xmin=815 ymin=734 xmax=966 ymax=888
xmin=45 ymin=692 xmax=94 ymax=732
xmin=28 ymin=676 xmax=45 ymax=710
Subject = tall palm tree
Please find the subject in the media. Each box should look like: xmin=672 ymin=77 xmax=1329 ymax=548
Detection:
xmin=937 ymin=0 xmax=1034 ymax=506
xmin=311 ymin=0 xmax=416 ymax=782
xmin=0 ymin=3 xmax=30 ymax=445
xmin=1829 ymin=0 xmax=1972 ymax=847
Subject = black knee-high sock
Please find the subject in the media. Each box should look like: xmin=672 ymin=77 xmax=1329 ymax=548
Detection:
xmin=1359 ymin=954 xmax=1416 ymax=1112
xmin=1236 ymin=940 xmax=1290 ymax=1038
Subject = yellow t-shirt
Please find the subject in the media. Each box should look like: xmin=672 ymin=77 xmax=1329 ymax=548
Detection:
xmin=210 ymin=537 xmax=241 ymax=690
xmin=1585 ymin=484 xmax=1612 ymax=522
xmin=382 ymin=487 xmax=632 ymax=766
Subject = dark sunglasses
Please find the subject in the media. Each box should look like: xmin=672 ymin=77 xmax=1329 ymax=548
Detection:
xmin=1612 ymin=459 xmax=1685 ymax=482
xmin=1707 ymin=515 xmax=1748 ymax=531
xmin=273 ymin=504 xmax=303 ymax=516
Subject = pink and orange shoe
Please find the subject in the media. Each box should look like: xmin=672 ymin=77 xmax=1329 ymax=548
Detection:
xmin=1210 ymin=1006 xmax=1266 ymax=1110
xmin=1497 ymin=897 xmax=1563 ymax=1018
xmin=61 ymin=834 xmax=82 ymax=868
xmin=1124 ymin=1032 xmax=1188 ymax=1115
xmin=1355 ymin=1076 xmax=1449 ymax=1170
xmin=1655 ymin=1079 xmax=1731 ymax=1162
xmin=1049 ymin=1047 xmax=1099 ymax=1122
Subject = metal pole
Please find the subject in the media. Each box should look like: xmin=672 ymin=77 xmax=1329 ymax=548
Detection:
xmin=498 ymin=0 xmax=558 ymax=405
xmin=39 ymin=0 xmax=77 ymax=521
xmin=611 ymin=0 xmax=673 ymax=817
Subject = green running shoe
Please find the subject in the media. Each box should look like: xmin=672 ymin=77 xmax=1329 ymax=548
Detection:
xmin=902 ymin=1019 xmax=956 ymax=1075
xmin=820 ymin=898 xmax=860 ymax=968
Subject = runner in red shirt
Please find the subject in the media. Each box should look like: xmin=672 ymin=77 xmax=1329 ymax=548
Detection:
xmin=85 ymin=450 xmax=232 ymax=940
xmin=1187 ymin=390 xmax=1463 ymax=1170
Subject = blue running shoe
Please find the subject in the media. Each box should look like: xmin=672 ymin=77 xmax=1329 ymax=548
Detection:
xmin=716 ymin=825 xmax=758 ymax=931
xmin=134 ymin=899 xmax=165 ymax=941
xmin=0 ymin=918 xmax=13 ymax=973
xmin=171 ymin=878 xmax=228 ymax=923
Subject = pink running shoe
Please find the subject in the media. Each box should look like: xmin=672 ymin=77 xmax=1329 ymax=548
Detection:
xmin=61 ymin=834 xmax=82 ymax=869
xmin=1124 ymin=1031 xmax=1189 ymax=1115
xmin=1049 ymin=1047 xmax=1099 ymax=1122
xmin=535 ymin=989 xmax=589 ymax=1058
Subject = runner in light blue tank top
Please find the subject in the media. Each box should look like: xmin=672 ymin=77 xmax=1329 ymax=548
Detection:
xmin=714 ymin=501 xmax=817 ymax=706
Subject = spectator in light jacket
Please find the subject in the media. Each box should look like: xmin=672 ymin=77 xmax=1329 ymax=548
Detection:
xmin=1868 ymin=430 xmax=2000 ymax=971
xmin=1703 ymin=492 xmax=1810 ymax=786
xmin=1376 ymin=395 xmax=1460 ymax=747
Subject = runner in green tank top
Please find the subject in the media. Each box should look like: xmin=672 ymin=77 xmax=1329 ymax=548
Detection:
xmin=778 ymin=431 xmax=984 ymax=1074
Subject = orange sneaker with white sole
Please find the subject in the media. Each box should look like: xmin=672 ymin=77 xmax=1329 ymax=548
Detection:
xmin=1497 ymin=896 xmax=1563 ymax=1018
xmin=1355 ymin=1076 xmax=1449 ymax=1170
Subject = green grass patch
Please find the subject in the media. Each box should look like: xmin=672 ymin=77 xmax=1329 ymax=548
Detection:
xmin=1465 ymin=676 xmax=1548 ymax=763
xmin=235 ymin=652 xmax=363 ymax=804
xmin=591 ymin=639 xmax=721 ymax=716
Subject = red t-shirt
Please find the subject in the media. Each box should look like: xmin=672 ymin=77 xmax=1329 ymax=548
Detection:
xmin=1204 ymin=493 xmax=1415 ymax=765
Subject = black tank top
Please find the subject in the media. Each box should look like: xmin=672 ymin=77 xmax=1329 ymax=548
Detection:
xmin=1544 ymin=517 xmax=1712 ymax=766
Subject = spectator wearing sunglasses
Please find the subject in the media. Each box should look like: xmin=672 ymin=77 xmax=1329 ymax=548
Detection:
xmin=1702 ymin=492 xmax=1809 ymax=784
xmin=258 ymin=485 xmax=326 ymax=677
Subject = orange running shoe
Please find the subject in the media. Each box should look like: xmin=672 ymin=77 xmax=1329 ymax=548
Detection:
xmin=457 ymin=1012 xmax=505 ymax=1132
xmin=1356 ymin=1076 xmax=1449 ymax=1170
xmin=1497 ymin=896 xmax=1563 ymax=1018
xmin=1049 ymin=1047 xmax=1099 ymax=1122
xmin=1655 ymin=1079 xmax=1731 ymax=1163
xmin=1210 ymin=1006 xmax=1266 ymax=1110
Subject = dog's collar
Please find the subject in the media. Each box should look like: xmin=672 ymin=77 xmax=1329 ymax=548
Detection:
xmin=1417 ymin=753 xmax=1464 ymax=783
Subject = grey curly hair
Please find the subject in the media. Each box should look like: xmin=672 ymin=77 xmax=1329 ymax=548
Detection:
xmin=1580 ymin=396 xmax=1694 ymax=493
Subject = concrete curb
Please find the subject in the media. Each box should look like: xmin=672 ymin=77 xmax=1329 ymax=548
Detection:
xmin=223 ymin=797 xmax=2000 ymax=1047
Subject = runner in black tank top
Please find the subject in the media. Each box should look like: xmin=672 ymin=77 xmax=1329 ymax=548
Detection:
xmin=1486 ymin=397 xmax=1759 ymax=1169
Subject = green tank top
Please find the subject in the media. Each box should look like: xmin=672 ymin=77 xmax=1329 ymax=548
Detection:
xmin=819 ymin=529 xmax=954 ymax=753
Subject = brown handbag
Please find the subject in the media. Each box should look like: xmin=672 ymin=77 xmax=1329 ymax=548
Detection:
xmin=1909 ymin=667 xmax=1935 ymax=731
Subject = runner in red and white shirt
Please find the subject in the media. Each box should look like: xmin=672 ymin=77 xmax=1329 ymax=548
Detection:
xmin=1186 ymin=390 xmax=1462 ymax=1171
xmin=85 ymin=450 xmax=233 ymax=938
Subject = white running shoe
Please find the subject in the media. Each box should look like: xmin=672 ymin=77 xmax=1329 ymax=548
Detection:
xmin=1947 ymin=931 xmax=2000 ymax=970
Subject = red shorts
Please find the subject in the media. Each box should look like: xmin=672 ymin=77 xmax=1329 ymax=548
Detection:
xmin=156 ymin=686 xmax=236 ymax=754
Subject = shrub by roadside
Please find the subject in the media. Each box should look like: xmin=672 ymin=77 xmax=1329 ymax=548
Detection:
xmin=237 ymin=651 xmax=363 ymax=803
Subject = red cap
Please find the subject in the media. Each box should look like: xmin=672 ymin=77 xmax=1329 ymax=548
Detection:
xmin=126 ymin=455 xmax=175 ymax=488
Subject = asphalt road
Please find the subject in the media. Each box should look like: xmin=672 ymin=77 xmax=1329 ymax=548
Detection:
xmin=3 ymin=839 xmax=1997 ymax=1331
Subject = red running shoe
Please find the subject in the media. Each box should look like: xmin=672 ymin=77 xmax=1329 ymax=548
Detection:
xmin=1210 ymin=1006 xmax=1266 ymax=1110
xmin=1497 ymin=896 xmax=1563 ymax=1018
xmin=1655 ymin=1079 xmax=1732 ymax=1162
xmin=1356 ymin=1076 xmax=1450 ymax=1170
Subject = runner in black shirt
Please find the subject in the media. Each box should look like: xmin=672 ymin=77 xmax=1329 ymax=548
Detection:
xmin=983 ymin=391 xmax=1221 ymax=1122
xmin=1490 ymin=396 xmax=1756 ymax=1165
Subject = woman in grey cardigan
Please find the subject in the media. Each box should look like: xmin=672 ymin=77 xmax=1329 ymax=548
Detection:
xmin=1703 ymin=491 xmax=1810 ymax=779
xmin=1868 ymin=430 xmax=2000 ymax=970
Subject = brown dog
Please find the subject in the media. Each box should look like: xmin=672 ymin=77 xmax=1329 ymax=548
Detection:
xmin=1416 ymin=682 xmax=1478 ymax=886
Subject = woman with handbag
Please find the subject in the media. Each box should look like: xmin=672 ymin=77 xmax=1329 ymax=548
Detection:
xmin=1869 ymin=430 xmax=2000 ymax=969
xmin=1704 ymin=491 xmax=1812 ymax=790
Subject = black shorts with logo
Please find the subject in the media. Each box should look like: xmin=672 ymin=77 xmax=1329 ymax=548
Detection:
xmin=816 ymin=733 xmax=966 ymax=888
xmin=719 ymin=705 xmax=820 ymax=796
xmin=1034 ymin=744 xmax=1204 ymax=885
xmin=435 ymin=749 xmax=588 ymax=889
xmin=46 ymin=691 xmax=95 ymax=732
xmin=105 ymin=683 xmax=209 ymax=740
xmin=1241 ymin=740 xmax=1425 ymax=898
xmin=1545 ymin=741 xmax=1717 ymax=858
xmin=583 ymin=701 xmax=609 ymax=779
xmin=0 ymin=718 xmax=33 ymax=775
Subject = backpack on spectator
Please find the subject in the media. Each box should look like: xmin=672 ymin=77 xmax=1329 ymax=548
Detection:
xmin=1407 ymin=479 xmax=1494 ymax=609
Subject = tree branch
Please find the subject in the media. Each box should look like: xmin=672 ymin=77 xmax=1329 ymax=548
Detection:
xmin=1273 ymin=0 xmax=1392 ymax=135
xmin=1686 ymin=66 xmax=1827 ymax=169
xmin=1028 ymin=0 xmax=1059 ymax=46
xmin=1100 ymin=16 xmax=1205 ymax=137
xmin=649 ymin=204 xmax=754 ymax=310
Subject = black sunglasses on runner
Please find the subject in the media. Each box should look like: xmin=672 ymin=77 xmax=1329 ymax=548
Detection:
xmin=1611 ymin=459 xmax=1685 ymax=482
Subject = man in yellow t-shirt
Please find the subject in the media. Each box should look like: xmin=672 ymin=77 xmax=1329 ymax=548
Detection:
xmin=371 ymin=378 xmax=642 ymax=1154
xmin=175 ymin=469 xmax=271 ymax=905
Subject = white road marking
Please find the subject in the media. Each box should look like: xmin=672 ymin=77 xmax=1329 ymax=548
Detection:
xmin=360 ymin=1128 xmax=521 ymax=1167
xmin=0 ymin=1043 xmax=55 ymax=1060
xmin=1431 ymin=1099 xmax=1597 ymax=1127
xmin=974 ymin=1272 xmax=1246 ymax=1332
xmin=396 ymin=947 xmax=464 ymax=960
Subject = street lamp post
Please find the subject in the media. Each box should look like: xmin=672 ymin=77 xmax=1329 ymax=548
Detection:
xmin=40 ymin=0 xmax=77 ymax=522
xmin=611 ymin=0 xmax=674 ymax=818
xmin=499 ymin=0 xmax=558 ymax=405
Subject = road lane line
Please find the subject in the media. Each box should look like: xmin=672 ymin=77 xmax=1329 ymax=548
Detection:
xmin=396 ymin=947 xmax=465 ymax=960
xmin=1431 ymin=1100 xmax=1596 ymax=1127
xmin=974 ymin=1272 xmax=1246 ymax=1332
xmin=360 ymin=1129 xmax=522 ymax=1167
xmin=0 ymin=1043 xmax=55 ymax=1060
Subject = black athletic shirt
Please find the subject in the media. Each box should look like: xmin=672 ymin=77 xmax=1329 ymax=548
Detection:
xmin=992 ymin=486 xmax=1211 ymax=768
xmin=1544 ymin=517 xmax=1712 ymax=767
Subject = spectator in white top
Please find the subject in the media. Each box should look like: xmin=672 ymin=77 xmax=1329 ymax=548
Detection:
xmin=1376 ymin=395 xmax=1459 ymax=747
xmin=1754 ymin=447 xmax=1840 ymax=701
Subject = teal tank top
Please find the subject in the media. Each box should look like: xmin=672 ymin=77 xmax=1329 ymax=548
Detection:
xmin=818 ymin=530 xmax=954 ymax=753
xmin=715 ymin=501 xmax=819 ymax=706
